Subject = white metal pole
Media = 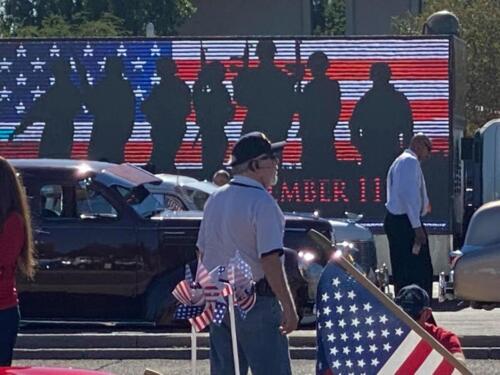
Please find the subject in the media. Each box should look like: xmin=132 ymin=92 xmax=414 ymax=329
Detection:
xmin=228 ymin=294 xmax=240 ymax=375
xmin=191 ymin=325 xmax=197 ymax=375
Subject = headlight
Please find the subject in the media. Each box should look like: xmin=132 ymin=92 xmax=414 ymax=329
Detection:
xmin=336 ymin=240 xmax=358 ymax=255
xmin=296 ymin=250 xmax=324 ymax=301
xmin=298 ymin=250 xmax=316 ymax=263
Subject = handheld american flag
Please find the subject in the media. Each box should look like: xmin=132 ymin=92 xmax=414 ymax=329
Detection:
xmin=172 ymin=264 xmax=203 ymax=307
xmin=310 ymin=230 xmax=471 ymax=375
xmin=172 ymin=262 xmax=232 ymax=332
xmin=227 ymin=251 xmax=256 ymax=318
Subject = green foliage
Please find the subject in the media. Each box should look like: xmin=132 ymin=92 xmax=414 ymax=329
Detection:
xmin=313 ymin=0 xmax=346 ymax=35
xmin=3 ymin=12 xmax=126 ymax=37
xmin=107 ymin=0 xmax=196 ymax=36
xmin=0 ymin=0 xmax=196 ymax=37
xmin=75 ymin=13 xmax=127 ymax=37
xmin=393 ymin=0 xmax=500 ymax=132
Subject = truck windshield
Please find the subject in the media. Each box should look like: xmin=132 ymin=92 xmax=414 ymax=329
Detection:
xmin=115 ymin=185 xmax=165 ymax=218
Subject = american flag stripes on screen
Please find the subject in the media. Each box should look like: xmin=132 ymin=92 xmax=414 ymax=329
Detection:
xmin=316 ymin=260 xmax=466 ymax=375
xmin=0 ymin=38 xmax=450 ymax=166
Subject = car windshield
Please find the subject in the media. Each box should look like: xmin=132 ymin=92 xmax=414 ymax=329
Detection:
xmin=115 ymin=185 xmax=165 ymax=218
xmin=181 ymin=187 xmax=211 ymax=210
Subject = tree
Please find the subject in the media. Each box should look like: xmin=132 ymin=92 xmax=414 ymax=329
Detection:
xmin=106 ymin=0 xmax=196 ymax=36
xmin=6 ymin=13 xmax=128 ymax=37
xmin=0 ymin=0 xmax=196 ymax=36
xmin=393 ymin=0 xmax=500 ymax=132
xmin=312 ymin=0 xmax=346 ymax=35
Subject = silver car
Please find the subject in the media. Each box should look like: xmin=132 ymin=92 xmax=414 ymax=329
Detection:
xmin=439 ymin=199 xmax=500 ymax=309
xmin=146 ymin=173 xmax=216 ymax=211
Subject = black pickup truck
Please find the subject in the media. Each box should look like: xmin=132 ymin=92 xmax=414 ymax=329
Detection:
xmin=12 ymin=159 xmax=333 ymax=325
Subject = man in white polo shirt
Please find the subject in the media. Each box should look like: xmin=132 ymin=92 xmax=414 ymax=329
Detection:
xmin=384 ymin=133 xmax=434 ymax=299
xmin=197 ymin=131 xmax=297 ymax=375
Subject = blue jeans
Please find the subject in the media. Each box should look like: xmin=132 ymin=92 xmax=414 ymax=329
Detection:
xmin=209 ymin=296 xmax=292 ymax=375
xmin=0 ymin=305 xmax=20 ymax=366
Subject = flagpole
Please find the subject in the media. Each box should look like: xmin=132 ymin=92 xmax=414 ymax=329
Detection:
xmin=228 ymin=293 xmax=241 ymax=375
xmin=191 ymin=325 xmax=197 ymax=375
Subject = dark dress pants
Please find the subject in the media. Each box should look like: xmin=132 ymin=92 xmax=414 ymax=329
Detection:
xmin=0 ymin=305 xmax=20 ymax=366
xmin=384 ymin=212 xmax=433 ymax=298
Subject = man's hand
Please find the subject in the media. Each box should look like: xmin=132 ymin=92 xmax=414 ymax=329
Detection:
xmin=413 ymin=227 xmax=427 ymax=255
xmin=279 ymin=302 xmax=299 ymax=335
xmin=261 ymin=251 xmax=299 ymax=335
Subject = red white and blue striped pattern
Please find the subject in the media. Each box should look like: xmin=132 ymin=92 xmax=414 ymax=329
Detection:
xmin=189 ymin=305 xmax=214 ymax=332
xmin=172 ymin=262 xmax=234 ymax=332
xmin=377 ymin=330 xmax=462 ymax=375
xmin=0 ymin=38 xmax=450 ymax=166
xmin=228 ymin=251 xmax=256 ymax=317
xmin=172 ymin=279 xmax=193 ymax=307
xmin=317 ymin=259 xmax=466 ymax=375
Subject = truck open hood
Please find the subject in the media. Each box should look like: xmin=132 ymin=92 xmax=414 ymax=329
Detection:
xmin=96 ymin=163 xmax=162 ymax=188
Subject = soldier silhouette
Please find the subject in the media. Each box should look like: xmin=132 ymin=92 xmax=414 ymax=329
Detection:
xmin=78 ymin=56 xmax=135 ymax=163
xmin=193 ymin=60 xmax=234 ymax=178
xmin=233 ymin=40 xmax=298 ymax=142
xmin=349 ymin=62 xmax=414 ymax=177
xmin=12 ymin=58 xmax=81 ymax=158
xmin=141 ymin=58 xmax=191 ymax=173
xmin=299 ymin=52 xmax=341 ymax=175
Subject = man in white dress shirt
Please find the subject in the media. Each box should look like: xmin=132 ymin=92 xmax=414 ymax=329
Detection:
xmin=384 ymin=133 xmax=433 ymax=298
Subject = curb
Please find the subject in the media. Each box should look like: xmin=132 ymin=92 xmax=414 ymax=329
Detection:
xmin=16 ymin=333 xmax=317 ymax=349
xmin=13 ymin=333 xmax=500 ymax=360
xmin=13 ymin=347 xmax=500 ymax=361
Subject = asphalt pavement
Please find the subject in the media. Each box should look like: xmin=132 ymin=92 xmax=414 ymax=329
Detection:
xmin=14 ymin=307 xmax=500 ymax=361
xmin=11 ymin=359 xmax=500 ymax=374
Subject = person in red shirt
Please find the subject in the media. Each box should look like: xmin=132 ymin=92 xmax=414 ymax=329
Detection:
xmin=0 ymin=157 xmax=36 ymax=366
xmin=395 ymin=284 xmax=466 ymax=364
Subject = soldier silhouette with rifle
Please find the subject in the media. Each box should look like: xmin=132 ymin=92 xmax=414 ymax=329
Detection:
xmin=193 ymin=46 xmax=234 ymax=179
xmin=232 ymin=39 xmax=303 ymax=143
xmin=299 ymin=51 xmax=341 ymax=175
xmin=349 ymin=62 xmax=414 ymax=178
xmin=12 ymin=57 xmax=81 ymax=158
xmin=142 ymin=57 xmax=191 ymax=173
xmin=77 ymin=56 xmax=135 ymax=163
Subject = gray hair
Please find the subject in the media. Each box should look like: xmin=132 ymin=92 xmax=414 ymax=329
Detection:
xmin=230 ymin=160 xmax=251 ymax=175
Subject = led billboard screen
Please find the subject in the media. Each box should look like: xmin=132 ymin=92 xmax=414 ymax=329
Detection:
xmin=0 ymin=37 xmax=451 ymax=230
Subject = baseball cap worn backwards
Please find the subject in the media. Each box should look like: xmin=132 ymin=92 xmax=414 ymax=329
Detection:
xmin=230 ymin=131 xmax=286 ymax=167
xmin=394 ymin=284 xmax=430 ymax=319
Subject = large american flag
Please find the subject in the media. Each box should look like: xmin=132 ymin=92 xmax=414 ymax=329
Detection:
xmin=0 ymin=37 xmax=450 ymax=167
xmin=316 ymin=257 xmax=469 ymax=375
